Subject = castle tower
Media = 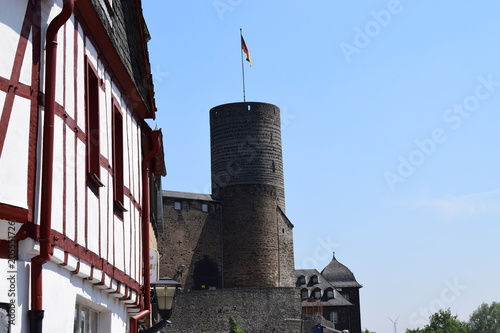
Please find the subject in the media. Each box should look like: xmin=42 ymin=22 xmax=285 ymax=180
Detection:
xmin=210 ymin=102 xmax=294 ymax=288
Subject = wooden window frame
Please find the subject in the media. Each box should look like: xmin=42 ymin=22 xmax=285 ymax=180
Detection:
xmin=85 ymin=57 xmax=104 ymax=189
xmin=112 ymin=99 xmax=126 ymax=214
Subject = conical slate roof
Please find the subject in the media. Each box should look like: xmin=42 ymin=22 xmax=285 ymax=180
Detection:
xmin=320 ymin=253 xmax=362 ymax=288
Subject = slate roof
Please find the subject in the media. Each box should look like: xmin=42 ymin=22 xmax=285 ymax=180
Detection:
xmin=162 ymin=190 xmax=219 ymax=202
xmin=320 ymin=253 xmax=362 ymax=288
xmin=294 ymin=269 xmax=352 ymax=307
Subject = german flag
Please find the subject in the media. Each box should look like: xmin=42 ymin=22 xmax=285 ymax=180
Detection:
xmin=241 ymin=35 xmax=252 ymax=67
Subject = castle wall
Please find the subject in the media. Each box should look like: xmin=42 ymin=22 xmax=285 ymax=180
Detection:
xmin=168 ymin=288 xmax=303 ymax=333
xmin=157 ymin=194 xmax=222 ymax=291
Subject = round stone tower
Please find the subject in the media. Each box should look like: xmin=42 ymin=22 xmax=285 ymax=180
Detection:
xmin=210 ymin=102 xmax=294 ymax=288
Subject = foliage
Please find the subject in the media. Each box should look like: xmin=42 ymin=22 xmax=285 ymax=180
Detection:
xmin=468 ymin=302 xmax=500 ymax=333
xmin=362 ymin=330 xmax=376 ymax=333
xmin=229 ymin=317 xmax=246 ymax=333
xmin=405 ymin=308 xmax=467 ymax=333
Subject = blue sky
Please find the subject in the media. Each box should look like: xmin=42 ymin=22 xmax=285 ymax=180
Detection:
xmin=142 ymin=1 xmax=500 ymax=332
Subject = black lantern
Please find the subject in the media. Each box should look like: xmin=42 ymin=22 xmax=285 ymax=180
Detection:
xmin=151 ymin=276 xmax=181 ymax=321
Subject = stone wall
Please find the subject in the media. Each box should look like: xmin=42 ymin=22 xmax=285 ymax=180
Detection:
xmin=168 ymin=288 xmax=303 ymax=333
xmin=157 ymin=194 xmax=222 ymax=290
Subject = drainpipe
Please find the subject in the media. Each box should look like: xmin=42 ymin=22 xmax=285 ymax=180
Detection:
xmin=29 ymin=1 xmax=74 ymax=332
xmin=130 ymin=130 xmax=160 ymax=333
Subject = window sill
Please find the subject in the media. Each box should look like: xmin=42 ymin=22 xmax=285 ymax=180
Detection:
xmin=114 ymin=200 xmax=128 ymax=212
xmin=88 ymin=173 xmax=105 ymax=187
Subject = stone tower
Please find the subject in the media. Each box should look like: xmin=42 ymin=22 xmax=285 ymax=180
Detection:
xmin=210 ymin=102 xmax=294 ymax=288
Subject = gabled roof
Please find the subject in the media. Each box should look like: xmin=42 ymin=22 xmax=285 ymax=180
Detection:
xmin=320 ymin=253 xmax=362 ymax=288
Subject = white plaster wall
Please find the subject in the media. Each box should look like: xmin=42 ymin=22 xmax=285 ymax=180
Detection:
xmin=114 ymin=215 xmax=124 ymax=271
xmin=76 ymin=139 xmax=86 ymax=240
xmin=54 ymin=24 xmax=64 ymax=108
xmin=0 ymin=96 xmax=31 ymax=208
xmin=65 ymin=131 xmax=76 ymax=240
xmin=18 ymin=28 xmax=32 ymax=87
xmin=40 ymin=261 xmax=130 ymax=332
xmin=107 ymin=188 xmax=114 ymax=265
xmin=100 ymin=71 xmax=111 ymax=162
xmin=0 ymin=0 xmax=27 ymax=80
xmin=87 ymin=185 xmax=100 ymax=251
xmin=75 ymin=25 xmax=85 ymax=131
xmin=64 ymin=17 xmax=75 ymax=120
xmin=51 ymin=115 xmax=64 ymax=234
xmin=99 ymin=182 xmax=109 ymax=258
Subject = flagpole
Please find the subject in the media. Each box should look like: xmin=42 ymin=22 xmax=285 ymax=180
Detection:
xmin=240 ymin=28 xmax=246 ymax=102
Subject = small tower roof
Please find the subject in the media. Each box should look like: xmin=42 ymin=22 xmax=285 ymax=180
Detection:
xmin=320 ymin=252 xmax=362 ymax=288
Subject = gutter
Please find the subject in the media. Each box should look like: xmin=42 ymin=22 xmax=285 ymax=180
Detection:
xmin=130 ymin=130 xmax=161 ymax=333
xmin=29 ymin=1 xmax=74 ymax=332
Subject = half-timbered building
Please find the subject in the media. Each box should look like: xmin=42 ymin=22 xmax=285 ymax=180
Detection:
xmin=0 ymin=0 xmax=164 ymax=332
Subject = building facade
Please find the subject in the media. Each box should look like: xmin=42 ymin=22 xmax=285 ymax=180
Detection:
xmin=0 ymin=0 xmax=163 ymax=332
xmin=295 ymin=253 xmax=363 ymax=333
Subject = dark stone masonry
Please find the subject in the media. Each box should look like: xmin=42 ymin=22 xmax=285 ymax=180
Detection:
xmin=157 ymin=102 xmax=344 ymax=332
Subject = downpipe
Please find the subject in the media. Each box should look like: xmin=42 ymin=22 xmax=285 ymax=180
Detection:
xmin=29 ymin=1 xmax=74 ymax=332
xmin=130 ymin=131 xmax=160 ymax=332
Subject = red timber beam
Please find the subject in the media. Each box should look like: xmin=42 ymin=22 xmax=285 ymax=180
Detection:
xmin=18 ymin=223 xmax=142 ymax=293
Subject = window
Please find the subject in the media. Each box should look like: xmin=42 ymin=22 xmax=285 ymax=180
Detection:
xmin=300 ymin=289 xmax=309 ymax=299
xmin=201 ymin=204 xmax=208 ymax=212
xmin=342 ymin=293 xmax=350 ymax=301
xmin=85 ymin=58 xmax=103 ymax=188
xmin=112 ymin=101 xmax=125 ymax=212
xmin=329 ymin=311 xmax=338 ymax=324
xmin=326 ymin=288 xmax=335 ymax=299
xmin=311 ymin=275 xmax=319 ymax=284
xmin=174 ymin=202 xmax=181 ymax=210
xmin=313 ymin=289 xmax=321 ymax=299
xmin=298 ymin=275 xmax=306 ymax=284
xmin=74 ymin=303 xmax=98 ymax=333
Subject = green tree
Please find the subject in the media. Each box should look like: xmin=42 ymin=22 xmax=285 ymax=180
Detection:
xmin=229 ymin=317 xmax=246 ymax=333
xmin=468 ymin=302 xmax=500 ymax=333
xmin=405 ymin=308 xmax=467 ymax=333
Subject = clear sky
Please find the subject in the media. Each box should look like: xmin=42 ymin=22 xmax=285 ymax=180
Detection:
xmin=142 ymin=1 xmax=500 ymax=332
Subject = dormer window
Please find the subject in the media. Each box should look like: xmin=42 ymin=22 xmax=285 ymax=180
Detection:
xmin=326 ymin=288 xmax=335 ymax=299
xmin=300 ymin=288 xmax=309 ymax=299
xmin=313 ymin=288 xmax=321 ymax=299
xmin=311 ymin=275 xmax=319 ymax=284
xmin=298 ymin=275 xmax=306 ymax=285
